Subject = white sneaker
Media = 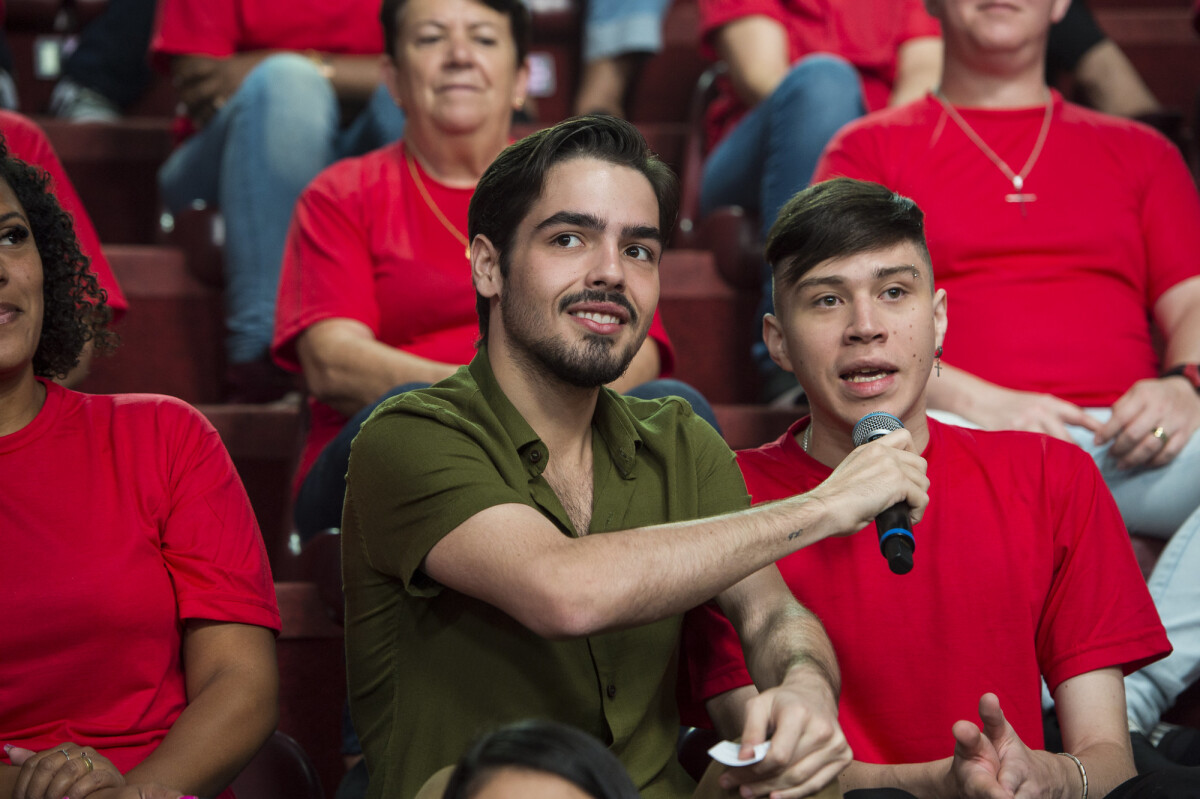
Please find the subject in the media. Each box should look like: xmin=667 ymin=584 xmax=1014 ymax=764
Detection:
xmin=48 ymin=78 xmax=120 ymax=123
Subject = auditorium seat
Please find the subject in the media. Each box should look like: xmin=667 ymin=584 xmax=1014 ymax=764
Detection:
xmin=201 ymin=403 xmax=303 ymax=572
xmin=274 ymin=581 xmax=346 ymax=799
xmin=230 ymin=730 xmax=325 ymax=799
xmin=659 ymin=248 xmax=761 ymax=404
xmin=294 ymin=529 xmax=344 ymax=625
xmin=626 ymin=0 xmax=709 ymax=126
xmin=75 ymin=244 xmax=223 ymax=402
xmin=40 ymin=119 xmax=174 ymax=245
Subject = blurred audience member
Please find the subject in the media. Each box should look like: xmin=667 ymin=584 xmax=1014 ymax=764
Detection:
xmin=152 ymin=0 xmax=407 ymax=401
xmin=48 ymin=0 xmax=157 ymax=122
xmin=436 ymin=721 xmax=641 ymax=799
xmin=1047 ymin=0 xmax=1160 ymax=120
xmin=696 ymin=0 xmax=941 ymax=401
xmin=573 ymin=0 xmax=672 ymax=117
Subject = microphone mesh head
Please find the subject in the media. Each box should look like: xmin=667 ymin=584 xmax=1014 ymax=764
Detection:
xmin=852 ymin=412 xmax=904 ymax=447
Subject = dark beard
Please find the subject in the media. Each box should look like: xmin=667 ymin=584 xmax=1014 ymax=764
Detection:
xmin=527 ymin=332 xmax=638 ymax=387
xmin=501 ymin=289 xmax=642 ymax=388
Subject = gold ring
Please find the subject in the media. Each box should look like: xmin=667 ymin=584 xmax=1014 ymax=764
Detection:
xmin=1153 ymin=426 xmax=1169 ymax=443
xmin=59 ymin=748 xmax=70 ymax=760
xmin=80 ymin=752 xmax=94 ymax=773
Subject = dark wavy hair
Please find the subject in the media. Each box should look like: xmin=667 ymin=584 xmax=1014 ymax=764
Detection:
xmin=468 ymin=114 xmax=679 ymax=341
xmin=441 ymin=720 xmax=640 ymax=799
xmin=0 ymin=138 xmax=115 ymax=379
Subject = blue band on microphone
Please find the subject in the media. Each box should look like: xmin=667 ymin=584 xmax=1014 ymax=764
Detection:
xmin=879 ymin=528 xmax=914 ymax=547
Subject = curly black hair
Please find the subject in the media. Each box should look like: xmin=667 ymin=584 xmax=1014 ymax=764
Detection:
xmin=0 ymin=137 xmax=115 ymax=379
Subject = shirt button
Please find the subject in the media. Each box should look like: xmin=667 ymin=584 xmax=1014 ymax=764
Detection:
xmin=607 ymin=684 xmax=617 ymax=699
xmin=529 ymin=450 xmax=541 ymax=463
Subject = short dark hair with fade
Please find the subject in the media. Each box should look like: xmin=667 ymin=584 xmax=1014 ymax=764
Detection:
xmin=468 ymin=114 xmax=680 ymax=341
xmin=380 ymin=0 xmax=531 ymax=66
xmin=766 ymin=178 xmax=932 ymax=307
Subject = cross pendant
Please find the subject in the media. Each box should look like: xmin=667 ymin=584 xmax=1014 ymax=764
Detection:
xmin=1005 ymin=192 xmax=1037 ymax=216
xmin=935 ymin=359 xmax=941 ymax=377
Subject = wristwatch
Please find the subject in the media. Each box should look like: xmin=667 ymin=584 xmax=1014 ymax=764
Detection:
xmin=1161 ymin=364 xmax=1200 ymax=393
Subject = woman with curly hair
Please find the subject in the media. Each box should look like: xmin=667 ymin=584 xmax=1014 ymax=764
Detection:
xmin=0 ymin=141 xmax=281 ymax=799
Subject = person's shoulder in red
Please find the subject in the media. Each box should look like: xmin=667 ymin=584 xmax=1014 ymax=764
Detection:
xmin=72 ymin=387 xmax=282 ymax=631
xmin=151 ymin=0 xmax=385 ymax=65
xmin=0 ymin=111 xmax=127 ymax=321
xmin=814 ymin=94 xmax=939 ymax=184
xmin=272 ymin=141 xmax=408 ymax=371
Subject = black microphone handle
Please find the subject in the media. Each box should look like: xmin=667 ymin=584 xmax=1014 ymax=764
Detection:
xmin=876 ymin=502 xmax=915 ymax=575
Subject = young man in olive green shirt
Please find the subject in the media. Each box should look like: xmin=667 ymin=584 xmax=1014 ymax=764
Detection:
xmin=342 ymin=116 xmax=930 ymax=799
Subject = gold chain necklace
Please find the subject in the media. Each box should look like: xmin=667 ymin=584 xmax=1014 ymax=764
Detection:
xmin=933 ymin=89 xmax=1054 ymax=215
xmin=406 ymin=151 xmax=470 ymax=259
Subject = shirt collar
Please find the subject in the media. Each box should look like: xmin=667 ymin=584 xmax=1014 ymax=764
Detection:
xmin=467 ymin=345 xmax=642 ymax=479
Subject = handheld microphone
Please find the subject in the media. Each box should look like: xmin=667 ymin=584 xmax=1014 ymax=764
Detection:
xmin=851 ymin=412 xmax=915 ymax=575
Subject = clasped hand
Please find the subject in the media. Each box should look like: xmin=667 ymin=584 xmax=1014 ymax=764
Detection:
xmin=6 ymin=744 xmax=185 ymax=799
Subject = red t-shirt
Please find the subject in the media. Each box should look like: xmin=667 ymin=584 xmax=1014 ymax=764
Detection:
xmin=680 ymin=418 xmax=1169 ymax=764
xmin=0 ymin=111 xmax=127 ymax=321
xmin=698 ymin=0 xmax=940 ymax=148
xmin=815 ymin=93 xmax=1200 ymax=407
xmin=273 ymin=141 xmax=677 ymax=489
xmin=0 ymin=382 xmax=280 ymax=780
xmin=151 ymin=0 xmax=384 ymax=62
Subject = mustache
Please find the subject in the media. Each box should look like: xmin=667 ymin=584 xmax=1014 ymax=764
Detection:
xmin=558 ymin=290 xmax=638 ymax=325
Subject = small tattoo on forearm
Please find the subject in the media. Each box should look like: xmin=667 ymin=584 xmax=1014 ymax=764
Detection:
xmin=787 ymin=529 xmax=803 ymax=540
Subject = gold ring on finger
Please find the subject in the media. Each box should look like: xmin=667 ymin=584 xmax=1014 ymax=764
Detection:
xmin=1152 ymin=426 xmax=1169 ymax=444
xmin=80 ymin=752 xmax=94 ymax=773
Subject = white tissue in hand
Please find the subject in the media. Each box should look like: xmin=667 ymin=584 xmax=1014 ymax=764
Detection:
xmin=707 ymin=740 xmax=771 ymax=766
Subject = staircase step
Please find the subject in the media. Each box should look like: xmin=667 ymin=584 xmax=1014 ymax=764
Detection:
xmin=77 ymin=243 xmax=225 ymax=403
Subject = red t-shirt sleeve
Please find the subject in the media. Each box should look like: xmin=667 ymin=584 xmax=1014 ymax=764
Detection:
xmin=1140 ymin=135 xmax=1200 ymax=308
xmin=1036 ymin=438 xmax=1169 ymax=691
xmin=0 ymin=111 xmax=127 ymax=320
xmin=697 ymin=0 xmax=784 ymax=58
xmin=646 ymin=309 xmax=674 ymax=377
xmin=151 ymin=0 xmax=239 ymax=64
xmin=156 ymin=399 xmax=281 ymax=632
xmin=899 ymin=0 xmax=941 ymax=42
xmin=273 ymin=165 xmax=381 ymax=371
xmin=679 ymin=599 xmax=752 ymax=728
xmin=813 ymin=115 xmax=889 ymax=185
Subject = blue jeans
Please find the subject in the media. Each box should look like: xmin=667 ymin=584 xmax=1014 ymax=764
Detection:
xmin=158 ymin=54 xmax=406 ymax=364
xmin=701 ymin=54 xmax=865 ymax=374
xmin=293 ymin=378 xmax=723 ymax=541
xmin=1063 ymin=409 xmax=1200 ymax=732
xmin=931 ymin=408 xmax=1200 ymax=730
xmin=584 ymin=0 xmax=673 ymax=61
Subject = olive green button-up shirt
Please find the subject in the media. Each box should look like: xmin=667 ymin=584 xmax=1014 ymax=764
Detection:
xmin=343 ymin=347 xmax=749 ymax=799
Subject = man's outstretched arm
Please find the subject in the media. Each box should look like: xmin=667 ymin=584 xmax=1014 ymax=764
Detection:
xmin=421 ymin=431 xmax=929 ymax=638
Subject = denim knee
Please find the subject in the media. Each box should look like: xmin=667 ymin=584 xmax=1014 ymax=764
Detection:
xmin=236 ymin=52 xmax=338 ymax=111
xmin=768 ymin=54 xmax=864 ymax=121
